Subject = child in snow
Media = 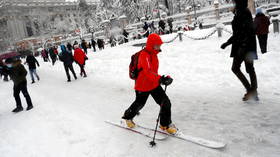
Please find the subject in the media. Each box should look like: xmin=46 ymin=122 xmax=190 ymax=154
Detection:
xmin=122 ymin=33 xmax=177 ymax=134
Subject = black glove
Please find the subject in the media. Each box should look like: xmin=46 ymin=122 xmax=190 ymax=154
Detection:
xmin=220 ymin=42 xmax=229 ymax=49
xmin=160 ymin=75 xmax=173 ymax=86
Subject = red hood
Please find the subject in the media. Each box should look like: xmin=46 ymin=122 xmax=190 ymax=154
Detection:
xmin=145 ymin=33 xmax=163 ymax=55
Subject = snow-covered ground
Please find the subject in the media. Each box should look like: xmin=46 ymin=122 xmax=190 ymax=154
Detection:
xmin=0 ymin=28 xmax=280 ymax=157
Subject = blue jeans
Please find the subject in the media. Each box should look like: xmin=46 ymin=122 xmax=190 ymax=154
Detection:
xmin=29 ymin=69 xmax=40 ymax=81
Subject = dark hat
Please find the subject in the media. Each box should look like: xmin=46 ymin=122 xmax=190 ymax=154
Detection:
xmin=233 ymin=0 xmax=248 ymax=10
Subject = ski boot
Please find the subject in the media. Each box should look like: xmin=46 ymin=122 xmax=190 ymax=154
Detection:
xmin=160 ymin=123 xmax=178 ymax=135
xmin=124 ymin=119 xmax=136 ymax=128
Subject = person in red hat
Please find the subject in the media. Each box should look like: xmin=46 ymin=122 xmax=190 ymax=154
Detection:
xmin=122 ymin=33 xmax=177 ymax=134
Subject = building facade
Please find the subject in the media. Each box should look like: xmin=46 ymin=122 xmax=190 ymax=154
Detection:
xmin=0 ymin=0 xmax=98 ymax=51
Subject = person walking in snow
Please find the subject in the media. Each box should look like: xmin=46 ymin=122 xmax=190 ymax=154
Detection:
xmin=41 ymin=49 xmax=49 ymax=62
xmin=3 ymin=58 xmax=34 ymax=113
xmin=143 ymin=22 xmax=150 ymax=38
xmin=59 ymin=45 xmax=77 ymax=82
xmin=81 ymin=39 xmax=88 ymax=54
xmin=73 ymin=45 xmax=87 ymax=78
xmin=123 ymin=29 xmax=129 ymax=43
xmin=254 ymin=8 xmax=270 ymax=54
xmin=97 ymin=39 xmax=105 ymax=50
xmin=158 ymin=19 xmax=166 ymax=35
xmin=122 ymin=33 xmax=177 ymax=134
xmin=25 ymin=53 xmax=40 ymax=84
xmin=221 ymin=0 xmax=258 ymax=101
xmin=167 ymin=18 xmax=174 ymax=34
xmin=67 ymin=42 xmax=73 ymax=53
xmin=49 ymin=46 xmax=58 ymax=66
xmin=91 ymin=38 xmax=97 ymax=52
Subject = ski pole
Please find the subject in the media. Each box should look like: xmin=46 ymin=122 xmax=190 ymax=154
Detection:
xmin=150 ymin=85 xmax=167 ymax=147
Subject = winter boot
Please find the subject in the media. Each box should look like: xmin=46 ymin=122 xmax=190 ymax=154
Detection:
xmin=160 ymin=124 xmax=178 ymax=135
xmin=31 ymin=80 xmax=35 ymax=84
xmin=243 ymin=90 xmax=259 ymax=101
xmin=124 ymin=119 xmax=136 ymax=128
xmin=12 ymin=107 xmax=23 ymax=113
xmin=26 ymin=105 xmax=33 ymax=111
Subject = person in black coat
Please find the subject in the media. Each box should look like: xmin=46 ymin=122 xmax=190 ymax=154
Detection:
xmin=81 ymin=39 xmax=88 ymax=54
xmin=25 ymin=53 xmax=40 ymax=84
xmin=59 ymin=45 xmax=77 ymax=82
xmin=167 ymin=18 xmax=174 ymax=33
xmin=158 ymin=19 xmax=166 ymax=35
xmin=0 ymin=59 xmax=9 ymax=81
xmin=143 ymin=22 xmax=150 ymax=38
xmin=91 ymin=39 xmax=97 ymax=52
xmin=221 ymin=0 xmax=258 ymax=101
xmin=49 ymin=47 xmax=57 ymax=66
xmin=123 ymin=29 xmax=129 ymax=43
xmin=4 ymin=58 xmax=34 ymax=112
xmin=97 ymin=39 xmax=105 ymax=50
xmin=67 ymin=42 xmax=73 ymax=52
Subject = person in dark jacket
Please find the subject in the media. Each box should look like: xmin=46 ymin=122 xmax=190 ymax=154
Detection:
xmin=254 ymin=8 xmax=270 ymax=54
xmin=4 ymin=58 xmax=34 ymax=113
xmin=143 ymin=22 xmax=150 ymax=38
xmin=81 ymin=39 xmax=88 ymax=54
xmin=123 ymin=29 xmax=129 ymax=43
xmin=59 ymin=45 xmax=77 ymax=82
xmin=158 ymin=19 xmax=166 ymax=35
xmin=91 ymin=39 xmax=97 ymax=52
xmin=49 ymin=46 xmax=57 ymax=65
xmin=167 ymin=18 xmax=174 ymax=34
xmin=67 ymin=42 xmax=73 ymax=52
xmin=25 ymin=53 xmax=40 ymax=84
xmin=97 ymin=39 xmax=105 ymax=50
xmin=41 ymin=49 xmax=50 ymax=62
xmin=221 ymin=0 xmax=258 ymax=101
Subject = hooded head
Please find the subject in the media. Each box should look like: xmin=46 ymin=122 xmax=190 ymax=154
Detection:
xmin=60 ymin=45 xmax=67 ymax=53
xmin=233 ymin=0 xmax=248 ymax=10
xmin=145 ymin=33 xmax=163 ymax=54
xmin=256 ymin=8 xmax=263 ymax=15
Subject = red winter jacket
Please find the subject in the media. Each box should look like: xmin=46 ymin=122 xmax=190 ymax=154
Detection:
xmin=134 ymin=34 xmax=163 ymax=92
xmin=74 ymin=48 xmax=87 ymax=65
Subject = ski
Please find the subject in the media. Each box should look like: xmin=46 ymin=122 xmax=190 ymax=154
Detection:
xmin=105 ymin=120 xmax=168 ymax=141
xmin=138 ymin=125 xmax=226 ymax=149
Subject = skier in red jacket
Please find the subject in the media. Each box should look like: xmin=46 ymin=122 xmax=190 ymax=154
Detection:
xmin=122 ymin=33 xmax=177 ymax=134
xmin=73 ymin=45 xmax=87 ymax=77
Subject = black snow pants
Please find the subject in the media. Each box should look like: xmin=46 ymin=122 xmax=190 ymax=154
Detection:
xmin=232 ymin=57 xmax=258 ymax=92
xmin=64 ymin=64 xmax=76 ymax=81
xmin=13 ymin=81 xmax=33 ymax=108
xmin=257 ymin=34 xmax=268 ymax=54
xmin=122 ymin=86 xmax=172 ymax=127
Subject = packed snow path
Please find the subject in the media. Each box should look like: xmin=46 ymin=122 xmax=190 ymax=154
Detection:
xmin=1 ymin=28 xmax=280 ymax=157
